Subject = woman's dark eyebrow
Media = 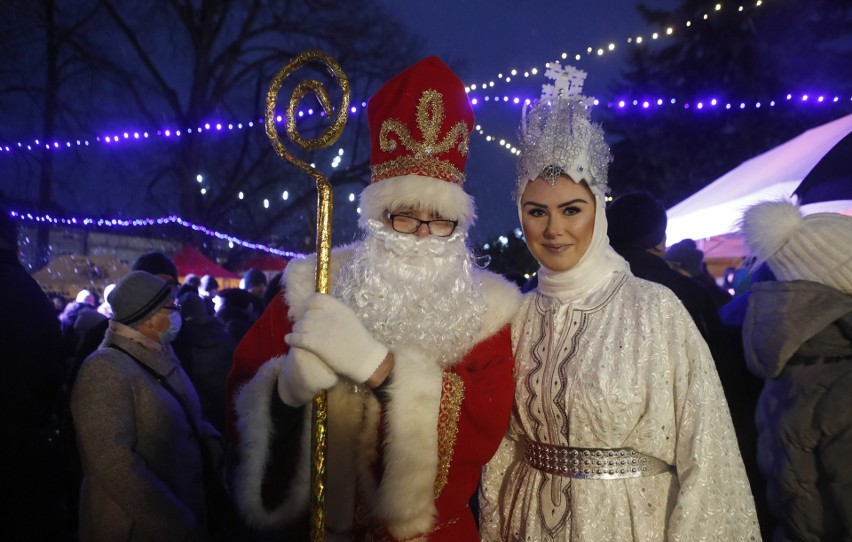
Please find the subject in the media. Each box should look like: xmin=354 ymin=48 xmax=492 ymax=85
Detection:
xmin=522 ymin=198 xmax=588 ymax=208
xmin=557 ymin=198 xmax=589 ymax=208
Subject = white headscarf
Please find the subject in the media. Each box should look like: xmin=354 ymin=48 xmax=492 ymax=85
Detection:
xmin=517 ymin=180 xmax=630 ymax=302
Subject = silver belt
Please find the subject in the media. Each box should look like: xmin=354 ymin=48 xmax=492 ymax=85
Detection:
xmin=524 ymin=440 xmax=675 ymax=479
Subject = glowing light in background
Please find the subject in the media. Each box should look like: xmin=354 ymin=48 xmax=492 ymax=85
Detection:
xmin=9 ymin=210 xmax=304 ymax=257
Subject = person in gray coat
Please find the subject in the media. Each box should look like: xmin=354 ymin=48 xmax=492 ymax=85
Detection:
xmin=740 ymin=200 xmax=852 ymax=541
xmin=71 ymin=270 xmax=224 ymax=541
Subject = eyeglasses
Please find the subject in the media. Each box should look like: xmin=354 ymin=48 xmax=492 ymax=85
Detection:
xmin=387 ymin=213 xmax=458 ymax=237
xmin=161 ymin=304 xmax=181 ymax=312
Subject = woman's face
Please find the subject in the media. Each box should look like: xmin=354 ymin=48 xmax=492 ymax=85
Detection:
xmin=520 ymin=175 xmax=596 ymax=272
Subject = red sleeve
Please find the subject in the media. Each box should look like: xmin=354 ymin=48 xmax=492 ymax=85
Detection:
xmin=453 ymin=323 xmax=516 ymax=464
xmin=225 ymin=290 xmax=293 ymax=443
xmin=432 ymin=323 xmax=515 ymax=540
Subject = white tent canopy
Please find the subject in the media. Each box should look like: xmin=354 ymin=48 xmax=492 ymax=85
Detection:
xmin=666 ymin=112 xmax=852 ymax=244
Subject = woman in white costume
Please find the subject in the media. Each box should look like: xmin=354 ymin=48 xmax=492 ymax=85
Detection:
xmin=479 ymin=64 xmax=760 ymax=541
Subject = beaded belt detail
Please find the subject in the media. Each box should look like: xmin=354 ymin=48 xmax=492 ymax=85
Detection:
xmin=524 ymin=440 xmax=675 ymax=479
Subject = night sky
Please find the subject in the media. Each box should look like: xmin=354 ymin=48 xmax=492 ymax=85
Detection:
xmin=375 ymin=0 xmax=679 ymax=243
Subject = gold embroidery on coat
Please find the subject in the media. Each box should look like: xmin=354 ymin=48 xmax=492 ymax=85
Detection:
xmin=434 ymin=372 xmax=464 ymax=496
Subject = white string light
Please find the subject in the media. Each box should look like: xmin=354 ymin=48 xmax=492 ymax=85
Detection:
xmin=462 ymin=0 xmax=771 ymax=94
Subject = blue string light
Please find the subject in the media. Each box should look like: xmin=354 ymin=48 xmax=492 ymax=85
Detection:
xmin=4 ymin=88 xmax=848 ymax=159
xmin=9 ymin=210 xmax=305 ymax=258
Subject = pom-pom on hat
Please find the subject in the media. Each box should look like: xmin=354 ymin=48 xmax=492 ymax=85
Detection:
xmin=606 ymin=191 xmax=668 ymax=250
xmin=740 ymin=200 xmax=852 ymax=294
xmin=108 ymin=270 xmax=174 ymax=326
xmin=360 ymin=56 xmax=476 ymax=231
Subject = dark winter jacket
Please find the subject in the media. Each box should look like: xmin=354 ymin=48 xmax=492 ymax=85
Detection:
xmin=744 ymin=280 xmax=852 ymax=541
xmin=613 ymin=247 xmax=732 ymax=365
xmin=179 ymin=294 xmax=237 ymax=434
xmin=0 ymin=249 xmax=66 ymax=539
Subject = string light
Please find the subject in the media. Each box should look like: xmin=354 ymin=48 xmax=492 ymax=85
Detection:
xmin=0 ymin=2 xmax=838 ymax=168
xmin=9 ymin=210 xmax=305 ymax=258
xmin=469 ymin=92 xmax=850 ymax=112
xmin=606 ymin=93 xmax=850 ymax=111
xmin=472 ymin=91 xmax=851 ymax=157
xmin=473 ymin=124 xmax=521 ymax=155
xmin=0 ymin=106 xmax=360 ymax=156
xmin=463 ymin=0 xmax=772 ymax=94
xmin=4 ymin=87 xmax=845 ymax=167
xmin=0 ymin=2 xmax=808 ymax=168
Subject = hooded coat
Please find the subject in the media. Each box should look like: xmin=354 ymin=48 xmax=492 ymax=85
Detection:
xmin=743 ymin=280 xmax=852 ymax=541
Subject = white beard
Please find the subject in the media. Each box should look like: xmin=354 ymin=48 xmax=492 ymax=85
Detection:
xmin=333 ymin=219 xmax=485 ymax=367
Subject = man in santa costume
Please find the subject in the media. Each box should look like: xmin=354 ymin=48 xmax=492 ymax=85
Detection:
xmin=226 ymin=56 xmax=521 ymax=541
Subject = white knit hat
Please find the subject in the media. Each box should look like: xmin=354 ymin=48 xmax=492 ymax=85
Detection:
xmin=740 ymin=200 xmax=852 ymax=294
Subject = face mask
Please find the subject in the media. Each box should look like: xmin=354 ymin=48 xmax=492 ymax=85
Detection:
xmin=158 ymin=310 xmax=182 ymax=344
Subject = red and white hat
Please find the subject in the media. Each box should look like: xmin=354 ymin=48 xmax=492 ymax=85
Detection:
xmin=359 ymin=56 xmax=476 ymax=231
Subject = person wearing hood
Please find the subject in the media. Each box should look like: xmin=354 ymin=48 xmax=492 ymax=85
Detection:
xmin=740 ymin=200 xmax=852 ymax=541
xmin=479 ymin=63 xmax=759 ymax=541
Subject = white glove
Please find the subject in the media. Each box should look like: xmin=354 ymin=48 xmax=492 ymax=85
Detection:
xmin=277 ymin=347 xmax=339 ymax=407
xmin=285 ymin=293 xmax=388 ymax=384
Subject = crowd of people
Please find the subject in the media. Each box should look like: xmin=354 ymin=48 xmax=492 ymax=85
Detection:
xmin=3 ymin=234 xmax=276 ymax=540
xmin=2 ymin=55 xmax=850 ymax=542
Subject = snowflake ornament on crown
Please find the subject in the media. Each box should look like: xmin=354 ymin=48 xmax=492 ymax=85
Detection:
xmin=516 ymin=62 xmax=611 ymax=198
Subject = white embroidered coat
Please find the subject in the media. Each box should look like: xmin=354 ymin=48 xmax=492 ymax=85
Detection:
xmin=480 ymin=271 xmax=761 ymax=541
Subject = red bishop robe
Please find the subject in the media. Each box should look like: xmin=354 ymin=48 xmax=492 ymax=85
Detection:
xmin=225 ymin=249 xmax=520 ymax=541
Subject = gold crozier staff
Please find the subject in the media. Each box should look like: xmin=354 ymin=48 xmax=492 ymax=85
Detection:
xmin=264 ymin=49 xmax=350 ymax=542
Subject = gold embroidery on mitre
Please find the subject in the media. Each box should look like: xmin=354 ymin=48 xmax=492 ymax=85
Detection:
xmin=376 ymin=90 xmax=470 ymax=184
xmin=434 ymin=372 xmax=464 ymax=497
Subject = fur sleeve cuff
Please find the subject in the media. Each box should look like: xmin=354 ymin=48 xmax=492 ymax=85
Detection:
xmin=232 ymin=356 xmax=311 ymax=528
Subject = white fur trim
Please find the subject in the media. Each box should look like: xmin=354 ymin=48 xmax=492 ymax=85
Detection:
xmin=283 ymin=247 xmax=354 ymax=321
xmin=472 ymin=268 xmax=523 ymax=343
xmin=358 ymin=346 xmax=444 ymax=539
xmin=234 ymin=357 xmax=368 ymax=531
xmin=358 ymin=175 xmax=476 ymax=231
xmin=232 ymin=356 xmax=311 ymax=528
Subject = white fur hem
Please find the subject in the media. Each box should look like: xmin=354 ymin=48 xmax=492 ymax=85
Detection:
xmin=232 ymin=356 xmax=311 ymax=528
xmin=358 ymin=346 xmax=444 ymax=539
